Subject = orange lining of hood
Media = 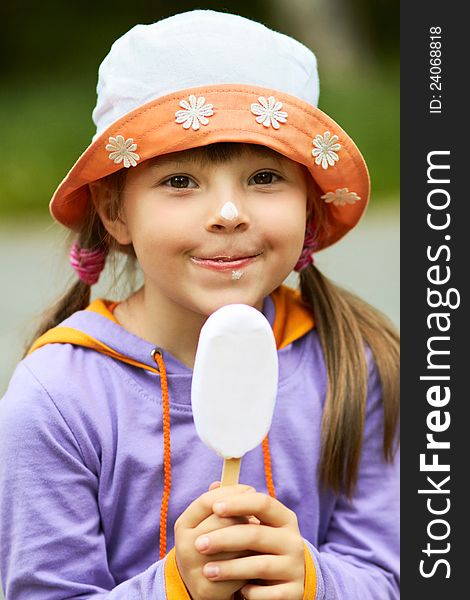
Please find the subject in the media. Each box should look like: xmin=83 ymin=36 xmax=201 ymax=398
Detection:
xmin=269 ymin=285 xmax=314 ymax=349
xmin=28 ymin=285 xmax=314 ymax=360
xmin=28 ymin=326 xmax=160 ymax=373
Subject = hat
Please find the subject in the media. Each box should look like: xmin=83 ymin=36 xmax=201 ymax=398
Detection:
xmin=50 ymin=10 xmax=370 ymax=251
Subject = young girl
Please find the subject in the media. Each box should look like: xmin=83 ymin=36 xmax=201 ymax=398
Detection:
xmin=0 ymin=10 xmax=399 ymax=600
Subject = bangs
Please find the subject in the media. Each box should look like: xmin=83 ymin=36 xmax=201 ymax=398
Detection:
xmin=148 ymin=142 xmax=289 ymax=167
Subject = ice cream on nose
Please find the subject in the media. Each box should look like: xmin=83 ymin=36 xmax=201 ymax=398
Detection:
xmin=220 ymin=201 xmax=238 ymax=221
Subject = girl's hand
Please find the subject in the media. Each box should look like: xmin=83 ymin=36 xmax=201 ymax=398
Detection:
xmin=195 ymin=491 xmax=305 ymax=600
xmin=174 ymin=483 xmax=256 ymax=600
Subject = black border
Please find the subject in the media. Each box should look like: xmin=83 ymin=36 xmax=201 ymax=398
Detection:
xmin=401 ymin=3 xmax=467 ymax=596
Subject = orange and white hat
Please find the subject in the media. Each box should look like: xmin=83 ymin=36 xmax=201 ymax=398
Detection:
xmin=50 ymin=10 xmax=370 ymax=252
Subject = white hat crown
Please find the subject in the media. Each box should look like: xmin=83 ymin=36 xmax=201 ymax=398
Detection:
xmin=92 ymin=10 xmax=320 ymax=138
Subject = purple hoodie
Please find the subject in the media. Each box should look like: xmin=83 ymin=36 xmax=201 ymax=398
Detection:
xmin=0 ymin=293 xmax=399 ymax=599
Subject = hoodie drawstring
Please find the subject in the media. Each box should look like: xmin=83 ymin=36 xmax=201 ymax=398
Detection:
xmin=152 ymin=348 xmax=172 ymax=559
xmin=151 ymin=347 xmax=275 ymax=560
xmin=262 ymin=437 xmax=276 ymax=498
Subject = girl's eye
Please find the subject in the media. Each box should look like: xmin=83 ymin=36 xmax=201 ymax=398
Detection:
xmin=163 ymin=175 xmax=197 ymax=189
xmin=250 ymin=171 xmax=280 ymax=185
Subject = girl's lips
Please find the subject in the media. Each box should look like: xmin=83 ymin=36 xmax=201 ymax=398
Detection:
xmin=190 ymin=253 xmax=262 ymax=271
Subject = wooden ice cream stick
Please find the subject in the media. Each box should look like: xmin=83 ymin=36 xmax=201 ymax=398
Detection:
xmin=221 ymin=457 xmax=242 ymax=486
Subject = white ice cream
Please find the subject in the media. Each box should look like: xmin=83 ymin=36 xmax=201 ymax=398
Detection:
xmin=191 ymin=304 xmax=279 ymax=458
xmin=220 ymin=201 xmax=238 ymax=221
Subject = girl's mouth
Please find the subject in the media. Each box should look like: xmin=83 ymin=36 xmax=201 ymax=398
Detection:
xmin=190 ymin=253 xmax=262 ymax=271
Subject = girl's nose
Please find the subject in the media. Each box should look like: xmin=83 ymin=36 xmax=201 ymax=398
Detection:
xmin=207 ymin=200 xmax=249 ymax=232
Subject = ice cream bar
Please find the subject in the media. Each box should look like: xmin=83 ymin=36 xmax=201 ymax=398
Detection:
xmin=191 ymin=304 xmax=279 ymax=484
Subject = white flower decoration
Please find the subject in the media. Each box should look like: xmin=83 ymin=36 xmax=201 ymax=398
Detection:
xmin=175 ymin=95 xmax=214 ymax=130
xmin=251 ymin=96 xmax=288 ymax=129
xmin=106 ymin=135 xmax=140 ymax=168
xmin=312 ymin=131 xmax=341 ymax=169
xmin=321 ymin=188 xmax=361 ymax=206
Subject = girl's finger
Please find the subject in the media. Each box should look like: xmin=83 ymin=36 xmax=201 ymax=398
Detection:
xmin=241 ymin=581 xmax=301 ymax=600
xmin=212 ymin=492 xmax=297 ymax=527
xmin=176 ymin=484 xmax=255 ymax=529
xmin=195 ymin=523 xmax=287 ymax=555
xmin=208 ymin=481 xmax=221 ymax=491
xmin=194 ymin=512 xmax=251 ymax=537
xmin=203 ymin=554 xmax=295 ymax=582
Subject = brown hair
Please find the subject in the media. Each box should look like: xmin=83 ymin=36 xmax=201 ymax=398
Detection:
xmin=26 ymin=142 xmax=399 ymax=496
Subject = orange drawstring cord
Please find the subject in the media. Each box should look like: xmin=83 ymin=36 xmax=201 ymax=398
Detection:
xmin=262 ymin=436 xmax=276 ymax=498
xmin=152 ymin=349 xmax=172 ymax=560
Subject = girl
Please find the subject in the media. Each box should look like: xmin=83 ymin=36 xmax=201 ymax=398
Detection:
xmin=0 ymin=10 xmax=399 ymax=600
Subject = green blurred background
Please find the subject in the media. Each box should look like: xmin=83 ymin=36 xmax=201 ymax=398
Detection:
xmin=0 ymin=0 xmax=399 ymax=218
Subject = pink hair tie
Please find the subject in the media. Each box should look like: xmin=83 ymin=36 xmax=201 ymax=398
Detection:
xmin=69 ymin=241 xmax=108 ymax=285
xmin=294 ymin=222 xmax=317 ymax=272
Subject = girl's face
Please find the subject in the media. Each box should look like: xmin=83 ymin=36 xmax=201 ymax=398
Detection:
xmin=110 ymin=145 xmax=308 ymax=318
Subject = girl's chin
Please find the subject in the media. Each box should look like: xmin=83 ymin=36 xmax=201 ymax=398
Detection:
xmin=197 ymin=290 xmax=265 ymax=315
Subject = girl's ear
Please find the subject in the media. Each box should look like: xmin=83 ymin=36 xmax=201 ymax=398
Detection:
xmin=89 ymin=180 xmax=132 ymax=245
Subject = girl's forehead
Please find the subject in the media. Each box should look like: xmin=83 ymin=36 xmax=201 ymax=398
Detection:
xmin=146 ymin=143 xmax=295 ymax=169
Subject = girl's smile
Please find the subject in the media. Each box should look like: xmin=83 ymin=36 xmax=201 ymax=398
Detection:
xmin=189 ymin=252 xmax=262 ymax=271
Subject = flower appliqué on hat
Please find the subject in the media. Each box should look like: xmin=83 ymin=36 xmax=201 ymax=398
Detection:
xmin=175 ymin=95 xmax=214 ymax=130
xmin=106 ymin=135 xmax=140 ymax=168
xmin=321 ymin=188 xmax=361 ymax=206
xmin=312 ymin=131 xmax=341 ymax=169
xmin=251 ymin=96 xmax=288 ymax=129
